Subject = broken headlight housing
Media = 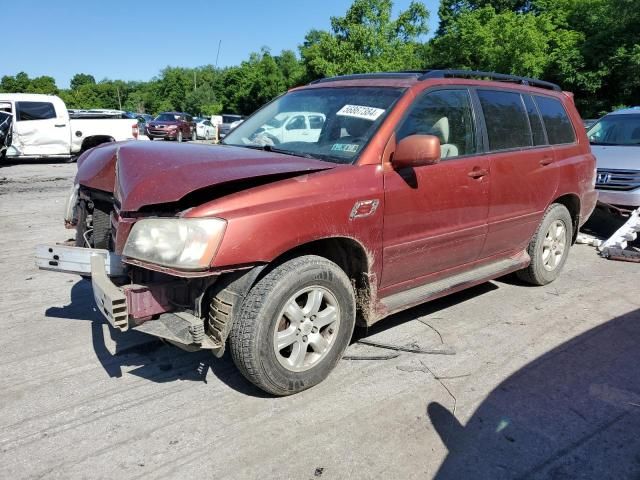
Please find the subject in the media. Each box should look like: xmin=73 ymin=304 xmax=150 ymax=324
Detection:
xmin=63 ymin=183 xmax=79 ymax=226
xmin=123 ymin=218 xmax=227 ymax=270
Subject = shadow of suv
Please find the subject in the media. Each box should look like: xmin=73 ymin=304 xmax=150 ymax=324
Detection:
xmin=146 ymin=112 xmax=196 ymax=142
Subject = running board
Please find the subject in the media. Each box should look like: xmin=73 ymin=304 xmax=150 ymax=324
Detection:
xmin=381 ymin=252 xmax=530 ymax=313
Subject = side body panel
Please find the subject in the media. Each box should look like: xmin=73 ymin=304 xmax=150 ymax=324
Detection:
xmin=69 ymin=118 xmax=139 ymax=153
xmin=10 ymin=96 xmax=70 ymax=156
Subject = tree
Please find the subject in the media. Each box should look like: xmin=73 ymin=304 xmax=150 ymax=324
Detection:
xmin=70 ymin=73 xmax=96 ymax=90
xmin=300 ymin=0 xmax=429 ymax=79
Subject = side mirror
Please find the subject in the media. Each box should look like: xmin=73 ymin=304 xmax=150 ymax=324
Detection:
xmin=392 ymin=134 xmax=441 ymax=169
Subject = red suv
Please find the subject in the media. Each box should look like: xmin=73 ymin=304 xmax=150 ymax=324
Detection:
xmin=146 ymin=111 xmax=196 ymax=142
xmin=39 ymin=70 xmax=597 ymax=395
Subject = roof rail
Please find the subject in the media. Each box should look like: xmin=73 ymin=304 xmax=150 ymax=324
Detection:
xmin=309 ymin=72 xmax=422 ymax=84
xmin=419 ymin=70 xmax=562 ymax=91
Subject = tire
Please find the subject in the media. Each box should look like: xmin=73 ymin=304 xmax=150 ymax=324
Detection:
xmin=517 ymin=203 xmax=573 ymax=286
xmin=177 ymin=131 xmax=183 ymax=143
xmin=229 ymin=255 xmax=356 ymax=396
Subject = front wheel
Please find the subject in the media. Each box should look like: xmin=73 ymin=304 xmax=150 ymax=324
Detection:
xmin=229 ymin=255 xmax=356 ymax=396
xmin=517 ymin=203 xmax=573 ymax=286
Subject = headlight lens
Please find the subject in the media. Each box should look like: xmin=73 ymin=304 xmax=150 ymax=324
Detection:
xmin=123 ymin=218 xmax=227 ymax=270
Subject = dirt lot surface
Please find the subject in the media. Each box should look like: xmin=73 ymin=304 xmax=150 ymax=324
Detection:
xmin=1 ymin=160 xmax=639 ymax=479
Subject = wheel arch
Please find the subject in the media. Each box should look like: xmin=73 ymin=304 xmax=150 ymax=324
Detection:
xmin=80 ymin=135 xmax=115 ymax=153
xmin=552 ymin=193 xmax=581 ymax=243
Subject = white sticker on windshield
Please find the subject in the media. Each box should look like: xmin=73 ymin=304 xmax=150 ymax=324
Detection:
xmin=336 ymin=105 xmax=385 ymax=121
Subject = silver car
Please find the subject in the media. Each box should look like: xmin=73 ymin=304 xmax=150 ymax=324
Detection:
xmin=588 ymin=107 xmax=640 ymax=208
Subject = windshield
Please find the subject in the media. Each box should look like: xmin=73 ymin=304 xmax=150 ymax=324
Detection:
xmin=223 ymin=87 xmax=405 ymax=164
xmin=155 ymin=113 xmax=181 ymax=122
xmin=587 ymin=114 xmax=640 ymax=146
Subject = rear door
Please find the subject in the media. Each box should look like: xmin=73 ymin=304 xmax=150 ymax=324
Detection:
xmin=381 ymin=88 xmax=490 ymax=289
xmin=12 ymin=98 xmax=70 ymax=156
xmin=476 ymin=89 xmax=560 ymax=258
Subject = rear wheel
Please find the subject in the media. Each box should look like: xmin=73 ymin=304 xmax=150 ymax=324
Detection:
xmin=517 ymin=203 xmax=573 ymax=286
xmin=229 ymin=255 xmax=356 ymax=396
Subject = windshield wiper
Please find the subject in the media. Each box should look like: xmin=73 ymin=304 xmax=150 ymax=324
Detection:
xmin=238 ymin=144 xmax=324 ymax=160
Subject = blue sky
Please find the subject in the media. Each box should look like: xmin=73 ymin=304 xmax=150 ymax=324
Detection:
xmin=3 ymin=0 xmax=439 ymax=88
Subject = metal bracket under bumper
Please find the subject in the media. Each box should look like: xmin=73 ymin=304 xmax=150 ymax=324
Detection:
xmin=91 ymin=255 xmax=128 ymax=330
xmin=36 ymin=244 xmax=126 ymax=276
xmin=133 ymin=312 xmax=222 ymax=353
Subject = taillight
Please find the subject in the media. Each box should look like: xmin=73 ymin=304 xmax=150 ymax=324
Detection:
xmin=132 ymin=123 xmax=139 ymax=139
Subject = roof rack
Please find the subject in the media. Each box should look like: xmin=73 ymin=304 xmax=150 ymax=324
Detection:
xmin=309 ymin=72 xmax=422 ymax=84
xmin=308 ymin=69 xmax=561 ymax=91
xmin=419 ymin=70 xmax=562 ymax=91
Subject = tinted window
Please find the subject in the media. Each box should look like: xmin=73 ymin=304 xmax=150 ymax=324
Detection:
xmin=397 ymin=89 xmax=477 ymax=158
xmin=309 ymin=115 xmax=324 ymax=129
xmin=523 ymin=95 xmax=547 ymax=146
xmin=16 ymin=102 xmax=56 ymax=121
xmin=286 ymin=116 xmax=306 ymax=130
xmin=535 ymin=96 xmax=575 ymax=145
xmin=587 ymin=114 xmax=640 ymax=146
xmin=478 ymin=90 xmax=531 ymax=150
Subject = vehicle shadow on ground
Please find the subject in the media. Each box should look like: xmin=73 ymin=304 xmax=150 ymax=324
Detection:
xmin=427 ymin=308 xmax=640 ymax=479
xmin=44 ymin=279 xmax=269 ymax=396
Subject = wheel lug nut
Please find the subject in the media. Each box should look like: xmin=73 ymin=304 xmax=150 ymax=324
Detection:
xmin=312 ymin=327 xmax=318 ymax=333
xmin=311 ymin=315 xmax=316 ymax=321
xmin=303 ymin=335 xmax=308 ymax=342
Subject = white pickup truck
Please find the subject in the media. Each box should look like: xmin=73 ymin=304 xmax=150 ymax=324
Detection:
xmin=0 ymin=93 xmax=140 ymax=162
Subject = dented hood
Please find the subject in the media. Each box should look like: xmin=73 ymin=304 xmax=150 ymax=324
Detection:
xmin=76 ymin=141 xmax=335 ymax=211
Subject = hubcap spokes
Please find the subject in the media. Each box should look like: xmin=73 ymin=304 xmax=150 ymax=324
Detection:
xmin=542 ymin=220 xmax=566 ymax=271
xmin=274 ymin=287 xmax=340 ymax=372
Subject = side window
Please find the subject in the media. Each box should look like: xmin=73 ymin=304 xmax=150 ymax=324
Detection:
xmin=16 ymin=102 xmax=56 ymax=121
xmin=397 ymin=89 xmax=477 ymax=158
xmin=286 ymin=115 xmax=306 ymax=130
xmin=522 ymin=95 xmax=547 ymax=146
xmin=309 ymin=115 xmax=324 ymax=129
xmin=535 ymin=96 xmax=576 ymax=145
xmin=477 ymin=90 xmax=531 ymax=151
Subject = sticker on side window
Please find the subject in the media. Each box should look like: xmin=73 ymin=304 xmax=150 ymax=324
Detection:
xmin=336 ymin=105 xmax=385 ymax=121
xmin=331 ymin=143 xmax=360 ymax=153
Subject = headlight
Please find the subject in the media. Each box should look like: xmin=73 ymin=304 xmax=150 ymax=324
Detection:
xmin=63 ymin=184 xmax=79 ymax=224
xmin=123 ymin=218 xmax=227 ymax=270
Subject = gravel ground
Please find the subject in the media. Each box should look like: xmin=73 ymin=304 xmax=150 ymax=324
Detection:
xmin=1 ymin=159 xmax=639 ymax=479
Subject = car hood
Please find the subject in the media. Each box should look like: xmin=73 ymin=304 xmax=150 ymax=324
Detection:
xmin=592 ymin=145 xmax=640 ymax=170
xmin=76 ymin=141 xmax=336 ymax=212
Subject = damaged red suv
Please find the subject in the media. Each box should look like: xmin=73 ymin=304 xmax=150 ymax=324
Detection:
xmin=38 ymin=70 xmax=597 ymax=395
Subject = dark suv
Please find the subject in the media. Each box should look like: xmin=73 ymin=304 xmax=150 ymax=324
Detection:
xmin=146 ymin=112 xmax=196 ymax=142
xmin=39 ymin=70 xmax=597 ymax=396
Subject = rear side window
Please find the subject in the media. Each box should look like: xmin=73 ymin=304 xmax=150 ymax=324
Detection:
xmin=309 ymin=115 xmax=324 ymax=129
xmin=16 ymin=101 xmax=56 ymax=121
xmin=535 ymin=96 xmax=575 ymax=145
xmin=477 ymin=90 xmax=531 ymax=151
xmin=522 ymin=95 xmax=547 ymax=146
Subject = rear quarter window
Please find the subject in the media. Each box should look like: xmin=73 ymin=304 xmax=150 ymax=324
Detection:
xmin=477 ymin=90 xmax=532 ymax=151
xmin=535 ymin=96 xmax=576 ymax=145
xmin=16 ymin=101 xmax=56 ymax=121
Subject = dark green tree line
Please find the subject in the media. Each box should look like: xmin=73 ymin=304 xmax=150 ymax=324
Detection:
xmin=1 ymin=0 xmax=637 ymax=117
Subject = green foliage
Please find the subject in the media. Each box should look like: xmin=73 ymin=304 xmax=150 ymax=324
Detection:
xmin=0 ymin=0 xmax=637 ymax=118
xmin=300 ymin=0 xmax=429 ymax=79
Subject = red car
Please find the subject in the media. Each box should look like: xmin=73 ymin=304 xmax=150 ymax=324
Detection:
xmin=39 ymin=70 xmax=597 ymax=395
xmin=145 ymin=111 xmax=196 ymax=142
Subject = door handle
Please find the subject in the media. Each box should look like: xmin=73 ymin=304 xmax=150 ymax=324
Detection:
xmin=55 ymin=124 xmax=66 ymax=127
xmin=468 ymin=168 xmax=489 ymax=179
xmin=540 ymin=156 xmax=553 ymax=166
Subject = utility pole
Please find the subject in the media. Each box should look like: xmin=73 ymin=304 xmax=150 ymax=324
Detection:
xmin=194 ymin=71 xmax=197 ymax=91
xmin=116 ymin=86 xmax=122 ymax=110
xmin=215 ymin=40 xmax=222 ymax=68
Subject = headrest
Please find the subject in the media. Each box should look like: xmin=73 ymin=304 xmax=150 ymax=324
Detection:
xmin=430 ymin=117 xmax=450 ymax=144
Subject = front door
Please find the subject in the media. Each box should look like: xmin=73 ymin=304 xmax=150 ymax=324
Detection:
xmin=12 ymin=99 xmax=70 ymax=156
xmin=381 ymin=88 xmax=490 ymax=290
